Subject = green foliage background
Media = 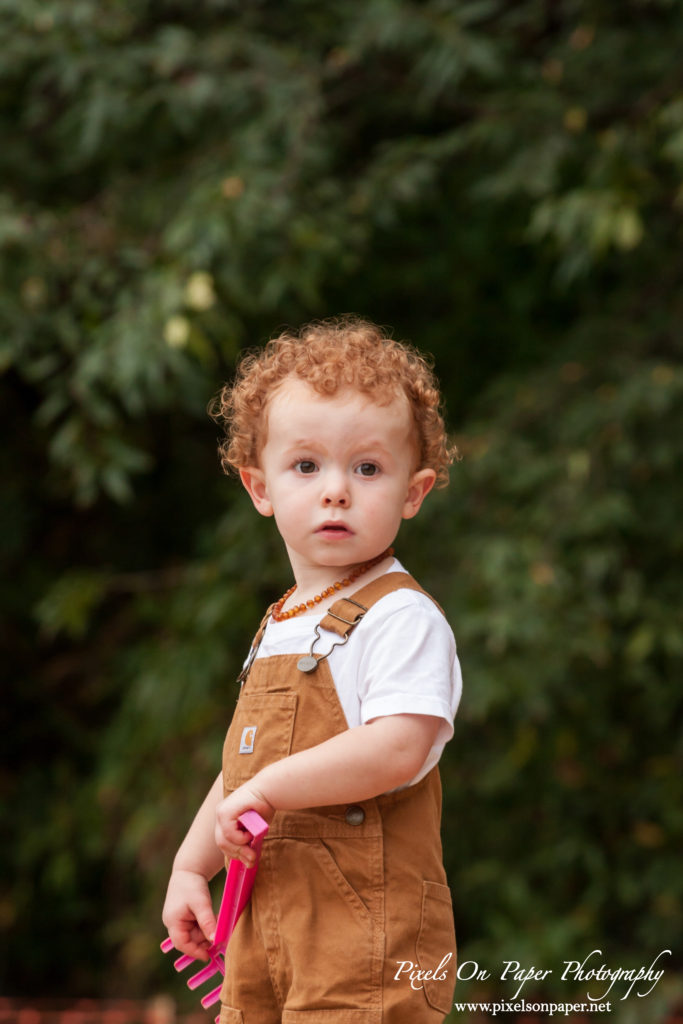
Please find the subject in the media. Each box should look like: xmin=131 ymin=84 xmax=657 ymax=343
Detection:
xmin=1 ymin=1 xmax=681 ymax=1019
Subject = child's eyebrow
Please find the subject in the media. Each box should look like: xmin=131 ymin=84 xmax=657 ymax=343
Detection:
xmin=286 ymin=438 xmax=393 ymax=452
xmin=354 ymin=439 xmax=393 ymax=452
xmin=284 ymin=438 xmax=324 ymax=452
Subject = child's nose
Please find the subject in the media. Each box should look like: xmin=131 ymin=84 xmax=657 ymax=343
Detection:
xmin=322 ymin=472 xmax=350 ymax=506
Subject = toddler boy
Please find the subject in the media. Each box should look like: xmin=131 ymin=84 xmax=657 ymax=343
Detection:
xmin=162 ymin=316 xmax=462 ymax=1022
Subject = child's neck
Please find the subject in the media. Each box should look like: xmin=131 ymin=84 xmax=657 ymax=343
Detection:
xmin=273 ymin=548 xmax=394 ymax=621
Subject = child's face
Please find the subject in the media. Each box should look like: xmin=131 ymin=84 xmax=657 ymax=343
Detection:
xmin=239 ymin=377 xmax=435 ymax=583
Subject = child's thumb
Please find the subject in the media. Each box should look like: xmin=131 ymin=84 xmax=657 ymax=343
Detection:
xmin=198 ymin=907 xmax=218 ymax=943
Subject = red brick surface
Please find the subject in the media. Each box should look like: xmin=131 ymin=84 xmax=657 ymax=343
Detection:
xmin=0 ymin=1000 xmax=207 ymax=1024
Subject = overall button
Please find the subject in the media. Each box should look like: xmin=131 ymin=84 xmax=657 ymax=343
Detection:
xmin=345 ymin=805 xmax=365 ymax=826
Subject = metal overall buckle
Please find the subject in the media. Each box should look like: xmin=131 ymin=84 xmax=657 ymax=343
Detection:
xmin=297 ymin=598 xmax=368 ymax=673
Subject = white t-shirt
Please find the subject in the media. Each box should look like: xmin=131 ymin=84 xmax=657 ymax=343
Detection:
xmin=251 ymin=559 xmax=462 ymax=785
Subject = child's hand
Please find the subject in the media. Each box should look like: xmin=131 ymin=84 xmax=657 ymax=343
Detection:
xmin=214 ymin=784 xmax=275 ymax=868
xmin=162 ymin=868 xmax=217 ymax=961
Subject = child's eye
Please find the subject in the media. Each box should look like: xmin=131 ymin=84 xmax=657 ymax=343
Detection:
xmin=295 ymin=460 xmax=318 ymax=474
xmin=356 ymin=462 xmax=379 ymax=477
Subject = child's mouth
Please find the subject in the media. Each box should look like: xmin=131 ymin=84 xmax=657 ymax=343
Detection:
xmin=317 ymin=523 xmax=352 ymax=537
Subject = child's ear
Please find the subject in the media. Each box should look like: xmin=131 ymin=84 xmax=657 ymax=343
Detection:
xmin=239 ymin=467 xmax=274 ymax=517
xmin=402 ymin=468 xmax=436 ymax=520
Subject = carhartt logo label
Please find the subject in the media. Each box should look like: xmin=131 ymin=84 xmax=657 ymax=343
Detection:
xmin=239 ymin=726 xmax=257 ymax=753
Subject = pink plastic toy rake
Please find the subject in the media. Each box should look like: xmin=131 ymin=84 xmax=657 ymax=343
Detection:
xmin=161 ymin=810 xmax=269 ymax=1017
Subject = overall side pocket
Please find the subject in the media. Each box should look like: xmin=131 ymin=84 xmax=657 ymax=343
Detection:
xmin=218 ymin=1005 xmax=244 ymax=1024
xmin=415 ymin=880 xmax=457 ymax=1014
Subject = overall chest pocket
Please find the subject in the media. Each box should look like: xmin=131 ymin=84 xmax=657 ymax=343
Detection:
xmin=222 ymin=692 xmax=298 ymax=791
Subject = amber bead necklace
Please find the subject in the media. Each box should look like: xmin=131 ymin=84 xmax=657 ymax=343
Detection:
xmin=271 ymin=547 xmax=394 ymax=622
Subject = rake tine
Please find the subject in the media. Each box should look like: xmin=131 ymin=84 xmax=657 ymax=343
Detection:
xmin=201 ymin=983 xmax=224 ymax=1009
xmin=188 ymin=959 xmax=222 ymax=989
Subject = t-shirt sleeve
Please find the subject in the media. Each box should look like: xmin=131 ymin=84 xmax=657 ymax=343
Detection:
xmin=356 ymin=594 xmax=462 ymax=746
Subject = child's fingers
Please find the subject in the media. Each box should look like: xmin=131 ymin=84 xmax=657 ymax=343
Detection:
xmin=184 ymin=930 xmax=211 ymax=961
xmin=214 ymin=817 xmax=257 ymax=866
xmin=215 ymin=834 xmax=257 ymax=867
xmin=167 ymin=922 xmax=212 ymax=961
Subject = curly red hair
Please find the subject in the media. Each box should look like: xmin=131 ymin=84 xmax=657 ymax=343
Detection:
xmin=209 ymin=316 xmax=458 ymax=487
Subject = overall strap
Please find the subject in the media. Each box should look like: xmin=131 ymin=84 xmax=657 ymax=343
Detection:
xmin=253 ymin=605 xmax=274 ymax=647
xmin=318 ymin=571 xmax=444 ymax=641
xmin=297 ymin=571 xmax=442 ymax=674
xmin=237 ymin=604 xmax=274 ymax=686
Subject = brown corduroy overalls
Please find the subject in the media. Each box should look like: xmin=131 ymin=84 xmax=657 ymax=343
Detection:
xmin=219 ymin=572 xmax=456 ymax=1024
